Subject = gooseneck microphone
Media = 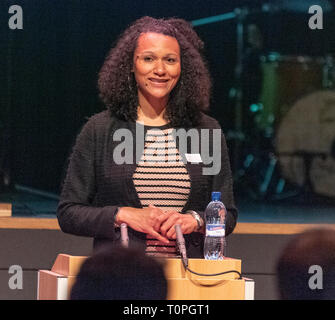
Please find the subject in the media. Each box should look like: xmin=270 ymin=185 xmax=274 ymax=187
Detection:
xmin=175 ymin=224 xmax=188 ymax=268
xmin=120 ymin=223 xmax=129 ymax=248
xmin=174 ymin=224 xmax=243 ymax=279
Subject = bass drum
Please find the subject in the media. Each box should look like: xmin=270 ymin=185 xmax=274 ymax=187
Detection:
xmin=276 ymin=90 xmax=335 ymax=198
xmin=257 ymin=54 xmax=324 ymax=132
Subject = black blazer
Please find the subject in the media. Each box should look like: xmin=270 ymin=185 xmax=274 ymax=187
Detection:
xmin=57 ymin=110 xmax=238 ymax=257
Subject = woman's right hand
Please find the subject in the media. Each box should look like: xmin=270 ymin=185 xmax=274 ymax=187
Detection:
xmin=116 ymin=205 xmax=170 ymax=244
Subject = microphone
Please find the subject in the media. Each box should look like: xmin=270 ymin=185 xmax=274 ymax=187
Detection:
xmin=174 ymin=224 xmax=188 ymax=268
xmin=120 ymin=223 xmax=129 ymax=248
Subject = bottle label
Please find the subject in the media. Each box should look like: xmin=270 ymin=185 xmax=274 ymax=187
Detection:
xmin=205 ymin=224 xmax=225 ymax=237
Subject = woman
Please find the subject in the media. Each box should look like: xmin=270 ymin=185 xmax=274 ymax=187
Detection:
xmin=57 ymin=16 xmax=237 ymax=257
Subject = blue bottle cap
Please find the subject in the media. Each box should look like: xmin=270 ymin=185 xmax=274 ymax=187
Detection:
xmin=211 ymin=192 xmax=221 ymax=201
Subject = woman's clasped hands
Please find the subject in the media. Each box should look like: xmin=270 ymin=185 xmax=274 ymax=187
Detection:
xmin=116 ymin=204 xmax=198 ymax=243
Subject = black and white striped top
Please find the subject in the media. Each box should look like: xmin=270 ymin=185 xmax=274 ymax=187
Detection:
xmin=132 ymin=125 xmax=191 ymax=257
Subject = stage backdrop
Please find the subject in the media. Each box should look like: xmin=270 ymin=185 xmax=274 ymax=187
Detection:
xmin=1 ymin=0 xmax=334 ymax=193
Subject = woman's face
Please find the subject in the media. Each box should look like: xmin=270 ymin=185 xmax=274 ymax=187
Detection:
xmin=133 ymin=32 xmax=181 ymax=102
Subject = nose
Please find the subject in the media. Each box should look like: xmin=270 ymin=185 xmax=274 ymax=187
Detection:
xmin=153 ymin=59 xmax=166 ymax=75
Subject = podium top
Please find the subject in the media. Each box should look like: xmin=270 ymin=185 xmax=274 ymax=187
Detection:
xmin=51 ymin=254 xmax=87 ymax=276
xmin=51 ymin=254 xmax=242 ymax=280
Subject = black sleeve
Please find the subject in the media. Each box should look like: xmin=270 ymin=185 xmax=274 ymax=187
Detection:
xmin=196 ymin=121 xmax=238 ymax=237
xmin=212 ymin=128 xmax=238 ymax=236
xmin=57 ymin=118 xmax=118 ymax=239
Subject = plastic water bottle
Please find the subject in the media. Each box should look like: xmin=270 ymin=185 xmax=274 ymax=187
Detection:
xmin=204 ymin=191 xmax=227 ymax=260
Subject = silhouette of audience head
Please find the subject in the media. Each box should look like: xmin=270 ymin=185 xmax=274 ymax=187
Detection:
xmin=70 ymin=245 xmax=167 ymax=300
xmin=277 ymin=227 xmax=335 ymax=300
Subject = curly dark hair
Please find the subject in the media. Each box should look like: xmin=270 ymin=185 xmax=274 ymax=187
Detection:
xmin=98 ymin=16 xmax=211 ymax=128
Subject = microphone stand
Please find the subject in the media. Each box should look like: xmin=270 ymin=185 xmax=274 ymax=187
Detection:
xmin=191 ymin=7 xmax=257 ymax=171
xmin=233 ymin=8 xmax=248 ymax=172
xmin=190 ymin=4 xmax=281 ymax=176
xmin=174 ymin=224 xmax=243 ymax=278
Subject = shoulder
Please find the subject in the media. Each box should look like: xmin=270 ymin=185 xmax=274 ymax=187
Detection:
xmin=196 ymin=112 xmax=222 ymax=130
xmin=81 ymin=109 xmax=123 ymax=133
xmin=74 ymin=110 xmax=122 ymax=145
xmin=84 ymin=109 xmax=113 ymax=127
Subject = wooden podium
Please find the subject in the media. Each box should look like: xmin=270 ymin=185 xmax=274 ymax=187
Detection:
xmin=37 ymin=254 xmax=254 ymax=300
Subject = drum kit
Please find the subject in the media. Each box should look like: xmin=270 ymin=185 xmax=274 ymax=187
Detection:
xmin=228 ymin=1 xmax=335 ymax=201
xmin=249 ymin=54 xmax=335 ymax=200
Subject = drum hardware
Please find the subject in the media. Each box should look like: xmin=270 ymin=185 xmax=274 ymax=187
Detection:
xmin=192 ymin=4 xmax=274 ymax=171
xmin=234 ymin=152 xmax=286 ymax=200
xmin=275 ymin=151 xmax=328 ymax=195
xmin=235 ymin=151 xmax=332 ymax=201
xmin=259 ymin=154 xmax=278 ymax=197
xmin=234 ymin=148 xmax=282 ymax=201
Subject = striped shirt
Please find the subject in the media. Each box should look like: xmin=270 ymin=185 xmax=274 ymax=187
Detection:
xmin=132 ymin=125 xmax=191 ymax=257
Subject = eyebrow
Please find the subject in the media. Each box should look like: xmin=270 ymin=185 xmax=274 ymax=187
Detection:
xmin=138 ymin=51 xmax=179 ymax=56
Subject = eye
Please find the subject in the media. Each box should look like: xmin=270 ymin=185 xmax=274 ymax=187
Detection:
xmin=166 ymin=57 xmax=178 ymax=64
xmin=143 ymin=56 xmax=154 ymax=62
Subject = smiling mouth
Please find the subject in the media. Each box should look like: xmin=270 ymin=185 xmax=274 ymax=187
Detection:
xmin=148 ymin=78 xmax=169 ymax=83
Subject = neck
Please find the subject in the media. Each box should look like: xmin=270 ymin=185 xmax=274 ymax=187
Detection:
xmin=137 ymin=90 xmax=169 ymax=126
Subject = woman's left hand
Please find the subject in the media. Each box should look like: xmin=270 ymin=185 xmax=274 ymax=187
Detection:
xmin=159 ymin=211 xmax=198 ymax=239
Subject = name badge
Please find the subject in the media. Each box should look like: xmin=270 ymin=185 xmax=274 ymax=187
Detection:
xmin=185 ymin=153 xmax=202 ymax=163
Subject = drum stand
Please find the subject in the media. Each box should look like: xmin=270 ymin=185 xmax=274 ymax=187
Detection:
xmin=191 ymin=5 xmax=272 ymax=171
xmin=247 ymin=150 xmax=335 ymax=203
xmin=234 ymin=144 xmax=328 ymax=201
xmin=234 ymin=147 xmax=284 ymax=201
xmin=272 ymin=151 xmax=334 ymax=202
